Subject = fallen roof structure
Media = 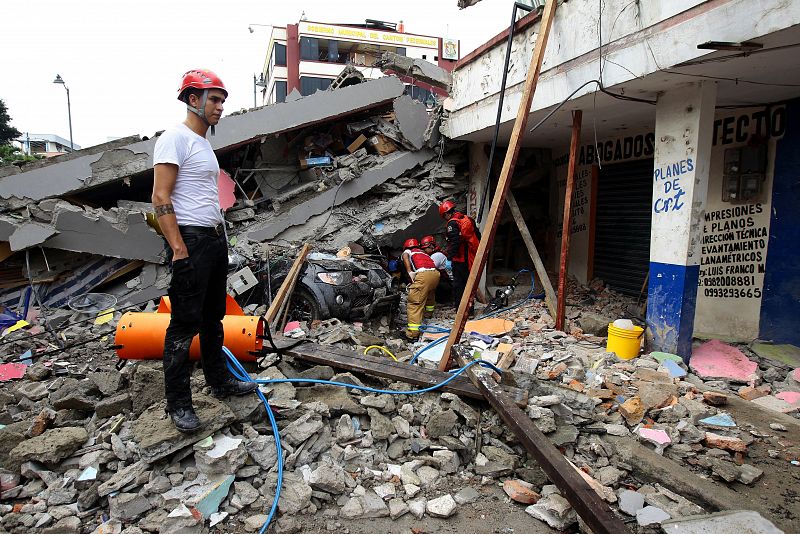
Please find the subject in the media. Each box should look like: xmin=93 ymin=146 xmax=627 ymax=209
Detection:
xmin=0 ymin=76 xmax=407 ymax=208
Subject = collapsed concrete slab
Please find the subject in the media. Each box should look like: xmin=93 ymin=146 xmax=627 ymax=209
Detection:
xmin=42 ymin=205 xmax=165 ymax=263
xmin=0 ymin=76 xmax=407 ymax=207
xmin=0 ymin=140 xmax=156 ymax=207
xmin=377 ymin=53 xmax=453 ymax=90
xmin=393 ymin=96 xmax=430 ymax=150
xmin=247 ymin=149 xmax=435 ymax=242
xmin=9 ymin=222 xmax=58 ymax=252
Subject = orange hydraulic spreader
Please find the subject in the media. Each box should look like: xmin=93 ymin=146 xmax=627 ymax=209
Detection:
xmin=115 ymin=295 xmax=264 ymax=362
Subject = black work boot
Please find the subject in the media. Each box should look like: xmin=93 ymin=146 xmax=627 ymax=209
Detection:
xmin=210 ymin=378 xmax=258 ymax=399
xmin=166 ymin=406 xmax=202 ymax=433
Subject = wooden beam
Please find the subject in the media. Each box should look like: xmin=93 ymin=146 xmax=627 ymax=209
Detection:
xmin=439 ymin=0 xmax=558 ymax=371
xmin=506 ymin=192 xmax=556 ymax=317
xmin=264 ymin=243 xmax=311 ymax=324
xmin=556 ymin=110 xmax=583 ymax=331
xmin=451 ymin=347 xmax=629 ymax=534
xmin=282 ymin=339 xmax=528 ymax=406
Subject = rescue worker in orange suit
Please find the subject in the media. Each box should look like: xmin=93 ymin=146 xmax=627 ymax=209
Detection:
xmin=439 ymin=200 xmax=481 ymax=312
xmin=420 ymin=235 xmax=452 ymax=307
xmin=401 ymin=238 xmax=440 ymax=340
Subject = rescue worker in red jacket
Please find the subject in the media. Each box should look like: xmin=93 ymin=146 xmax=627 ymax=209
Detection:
xmin=420 ymin=235 xmax=452 ymax=307
xmin=401 ymin=238 xmax=440 ymax=340
xmin=439 ymin=200 xmax=481 ymax=310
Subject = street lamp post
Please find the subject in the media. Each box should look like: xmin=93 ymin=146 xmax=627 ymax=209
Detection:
xmin=249 ymin=24 xmax=272 ymax=108
xmin=52 ymin=74 xmax=73 ymax=151
xmin=253 ymin=73 xmax=267 ymax=108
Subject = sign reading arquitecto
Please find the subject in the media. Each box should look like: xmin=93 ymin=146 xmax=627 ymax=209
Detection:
xmin=694 ymin=106 xmax=786 ymax=341
xmin=299 ymin=22 xmax=439 ymax=49
xmin=551 ymin=105 xmax=787 ymax=341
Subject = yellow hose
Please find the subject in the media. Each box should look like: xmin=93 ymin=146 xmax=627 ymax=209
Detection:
xmin=364 ymin=345 xmax=398 ymax=362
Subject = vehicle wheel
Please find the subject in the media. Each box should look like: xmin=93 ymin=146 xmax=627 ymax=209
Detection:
xmin=286 ymin=287 xmax=321 ymax=323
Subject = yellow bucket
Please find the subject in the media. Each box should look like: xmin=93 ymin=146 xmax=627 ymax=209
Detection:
xmin=606 ymin=323 xmax=644 ymax=360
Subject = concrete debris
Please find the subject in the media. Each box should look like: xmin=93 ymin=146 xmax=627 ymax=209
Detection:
xmin=376 ymin=52 xmax=453 ymax=90
xmin=1 ymin=72 xmax=798 ymax=534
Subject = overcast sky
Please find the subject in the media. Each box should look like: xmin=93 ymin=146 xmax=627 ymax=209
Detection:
xmin=0 ymin=0 xmax=510 ymax=148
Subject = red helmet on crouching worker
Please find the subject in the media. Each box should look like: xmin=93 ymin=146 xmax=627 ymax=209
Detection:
xmin=178 ymin=69 xmax=228 ymax=124
xmin=420 ymin=235 xmax=436 ymax=247
xmin=438 ymin=200 xmax=456 ymax=218
xmin=403 ymin=238 xmax=419 ymax=249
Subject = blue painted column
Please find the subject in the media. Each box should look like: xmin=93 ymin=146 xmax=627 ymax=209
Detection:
xmin=646 ymin=82 xmax=717 ymax=359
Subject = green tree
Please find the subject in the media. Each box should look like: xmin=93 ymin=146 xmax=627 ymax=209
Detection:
xmin=0 ymin=99 xmax=21 ymax=145
xmin=0 ymin=143 xmax=40 ymax=166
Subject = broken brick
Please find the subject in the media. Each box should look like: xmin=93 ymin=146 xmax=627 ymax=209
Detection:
xmin=619 ymin=397 xmax=645 ymax=425
xmin=702 ymin=391 xmax=728 ymax=406
xmin=547 ymin=362 xmax=568 ymax=380
xmin=738 ymin=386 xmax=768 ymax=401
xmin=503 ymin=479 xmax=540 ymax=504
xmin=704 ymin=432 xmax=747 ymax=452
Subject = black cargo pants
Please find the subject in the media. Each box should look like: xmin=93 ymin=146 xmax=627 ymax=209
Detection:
xmin=163 ymin=224 xmax=231 ymax=411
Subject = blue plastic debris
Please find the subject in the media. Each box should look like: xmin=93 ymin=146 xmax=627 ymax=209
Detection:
xmin=662 ymin=359 xmax=687 ymax=378
xmin=194 ymin=475 xmax=234 ymax=519
xmin=699 ymin=413 xmax=736 ymax=428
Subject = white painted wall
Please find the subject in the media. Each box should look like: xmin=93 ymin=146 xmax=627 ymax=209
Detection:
xmin=446 ymin=0 xmax=800 ymax=140
xmin=651 ymin=82 xmax=717 ymax=267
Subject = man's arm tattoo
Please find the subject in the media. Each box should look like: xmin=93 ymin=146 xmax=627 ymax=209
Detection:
xmin=154 ymin=204 xmax=175 ymax=217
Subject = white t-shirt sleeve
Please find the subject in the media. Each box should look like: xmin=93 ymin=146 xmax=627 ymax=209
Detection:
xmin=153 ymin=128 xmax=187 ymax=166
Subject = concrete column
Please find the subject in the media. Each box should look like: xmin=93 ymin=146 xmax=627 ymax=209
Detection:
xmin=286 ymin=24 xmax=300 ymax=95
xmin=646 ymin=82 xmax=717 ymax=358
xmin=468 ymin=142 xmax=490 ymax=296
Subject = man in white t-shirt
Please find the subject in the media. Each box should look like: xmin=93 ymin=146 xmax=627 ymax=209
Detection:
xmin=151 ymin=69 xmax=255 ymax=433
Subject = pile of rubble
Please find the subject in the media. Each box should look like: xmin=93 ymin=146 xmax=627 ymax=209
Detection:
xmin=0 ymin=73 xmax=465 ymax=319
xmin=0 ymin=272 xmax=798 ymax=533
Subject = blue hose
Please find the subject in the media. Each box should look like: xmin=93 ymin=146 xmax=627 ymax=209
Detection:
xmin=408 ymin=275 xmax=544 ymax=365
xmin=222 ymin=346 xmax=503 ymax=532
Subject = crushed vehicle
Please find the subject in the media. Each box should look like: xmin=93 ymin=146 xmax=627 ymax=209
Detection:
xmin=244 ymin=251 xmax=399 ymax=322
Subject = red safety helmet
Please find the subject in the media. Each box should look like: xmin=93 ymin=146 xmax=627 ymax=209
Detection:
xmin=438 ymin=200 xmax=456 ymax=218
xmin=178 ymin=69 xmax=228 ymax=101
xmin=403 ymin=238 xmax=419 ymax=249
xmin=420 ymin=235 xmax=436 ymax=247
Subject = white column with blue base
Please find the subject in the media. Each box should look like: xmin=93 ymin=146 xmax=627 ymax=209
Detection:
xmin=646 ymin=82 xmax=717 ymax=359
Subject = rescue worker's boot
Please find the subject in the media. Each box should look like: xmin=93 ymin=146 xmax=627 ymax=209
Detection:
xmin=211 ymin=377 xmax=258 ymax=399
xmin=167 ymin=406 xmax=202 ymax=433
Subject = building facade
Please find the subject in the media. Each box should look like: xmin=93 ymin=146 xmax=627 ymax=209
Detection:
xmin=260 ymin=19 xmax=459 ymax=106
xmin=445 ymin=0 xmax=800 ymax=356
xmin=15 ymin=133 xmax=79 ymax=157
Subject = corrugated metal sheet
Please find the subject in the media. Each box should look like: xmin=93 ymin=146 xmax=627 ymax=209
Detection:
xmin=593 ymin=160 xmax=653 ymax=296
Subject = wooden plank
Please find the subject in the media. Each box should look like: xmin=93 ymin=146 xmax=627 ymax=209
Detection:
xmin=283 ymin=339 xmax=528 ymax=406
xmin=264 ymin=243 xmax=311 ymax=324
xmin=491 ymin=342 xmax=515 ymax=382
xmin=439 ymin=0 xmax=558 ymax=371
xmin=556 ymin=110 xmax=583 ymax=331
xmin=506 ymin=192 xmax=556 ymax=317
xmin=451 ymin=346 xmax=629 ymax=534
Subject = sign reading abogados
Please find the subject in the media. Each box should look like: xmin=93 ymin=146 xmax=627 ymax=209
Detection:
xmin=299 ymin=22 xmax=439 ymax=49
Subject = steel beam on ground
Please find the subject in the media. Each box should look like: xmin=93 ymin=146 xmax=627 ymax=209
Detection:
xmin=282 ymin=339 xmax=528 ymax=406
xmin=451 ymin=346 xmax=629 ymax=534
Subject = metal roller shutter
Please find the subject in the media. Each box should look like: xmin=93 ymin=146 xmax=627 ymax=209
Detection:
xmin=593 ymin=159 xmax=653 ymax=296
